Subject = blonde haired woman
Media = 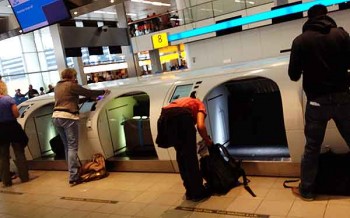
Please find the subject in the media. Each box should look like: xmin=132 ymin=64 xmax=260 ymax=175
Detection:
xmin=0 ymin=80 xmax=29 ymax=187
xmin=52 ymin=68 xmax=110 ymax=185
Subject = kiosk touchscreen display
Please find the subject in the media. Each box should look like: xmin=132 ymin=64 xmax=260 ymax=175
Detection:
xmin=18 ymin=105 xmax=29 ymax=116
xmin=170 ymin=84 xmax=193 ymax=102
xmin=79 ymin=102 xmax=96 ymax=113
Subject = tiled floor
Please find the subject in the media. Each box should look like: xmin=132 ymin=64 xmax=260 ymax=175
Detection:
xmin=1 ymin=171 xmax=350 ymax=218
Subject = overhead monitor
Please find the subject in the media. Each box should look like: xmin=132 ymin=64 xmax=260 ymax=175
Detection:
xmin=9 ymin=0 xmax=72 ymax=33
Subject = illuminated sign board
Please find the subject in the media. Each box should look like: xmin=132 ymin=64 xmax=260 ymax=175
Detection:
xmin=152 ymin=32 xmax=169 ymax=49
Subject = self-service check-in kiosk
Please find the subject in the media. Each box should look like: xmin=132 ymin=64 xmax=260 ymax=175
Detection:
xmin=16 ymin=80 xmax=165 ymax=171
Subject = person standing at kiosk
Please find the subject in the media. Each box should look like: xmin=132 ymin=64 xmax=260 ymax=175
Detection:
xmin=52 ymin=68 xmax=110 ymax=186
xmin=288 ymin=4 xmax=350 ymax=200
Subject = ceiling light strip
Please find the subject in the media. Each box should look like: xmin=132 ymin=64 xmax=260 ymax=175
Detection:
xmin=168 ymin=0 xmax=348 ymax=42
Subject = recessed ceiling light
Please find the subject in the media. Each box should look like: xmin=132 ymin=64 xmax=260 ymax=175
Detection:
xmin=74 ymin=11 xmax=78 ymax=15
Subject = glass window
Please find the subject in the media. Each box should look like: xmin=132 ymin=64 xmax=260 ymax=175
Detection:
xmin=20 ymin=33 xmax=37 ymax=53
xmin=34 ymin=31 xmax=44 ymax=52
xmin=190 ymin=2 xmax=213 ymax=22
xmin=24 ymin=53 xmax=41 ymax=73
xmin=6 ymin=74 xmax=29 ymax=97
xmin=27 ymin=73 xmax=44 ymax=93
xmin=42 ymin=70 xmax=60 ymax=88
xmin=0 ymin=37 xmax=22 ymax=60
xmin=213 ymin=0 xmax=245 ymax=16
xmin=40 ymin=27 xmax=55 ymax=50
xmin=38 ymin=52 xmax=49 ymax=71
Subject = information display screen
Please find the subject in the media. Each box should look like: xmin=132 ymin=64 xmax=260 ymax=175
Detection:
xmin=9 ymin=0 xmax=71 ymax=33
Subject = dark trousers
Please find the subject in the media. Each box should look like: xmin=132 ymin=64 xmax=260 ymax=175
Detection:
xmin=157 ymin=108 xmax=206 ymax=198
xmin=301 ymin=92 xmax=350 ymax=193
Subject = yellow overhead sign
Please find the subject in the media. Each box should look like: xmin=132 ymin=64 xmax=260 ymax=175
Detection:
xmin=152 ymin=32 xmax=169 ymax=49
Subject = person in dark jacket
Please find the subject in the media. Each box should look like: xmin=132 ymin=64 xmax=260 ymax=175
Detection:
xmin=288 ymin=4 xmax=350 ymax=201
xmin=25 ymin=85 xmax=39 ymax=99
xmin=156 ymin=92 xmax=213 ymax=202
xmin=52 ymin=68 xmax=110 ymax=186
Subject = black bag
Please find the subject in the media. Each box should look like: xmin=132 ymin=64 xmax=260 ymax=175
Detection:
xmin=0 ymin=121 xmax=28 ymax=145
xmin=200 ymin=143 xmax=256 ymax=196
xmin=50 ymin=135 xmax=65 ymax=159
xmin=284 ymin=151 xmax=350 ymax=195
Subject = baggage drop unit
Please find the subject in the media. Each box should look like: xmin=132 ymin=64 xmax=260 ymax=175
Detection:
xmin=17 ymin=55 xmax=350 ymax=176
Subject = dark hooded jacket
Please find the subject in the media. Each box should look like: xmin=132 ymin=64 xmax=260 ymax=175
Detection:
xmin=288 ymin=15 xmax=350 ymax=100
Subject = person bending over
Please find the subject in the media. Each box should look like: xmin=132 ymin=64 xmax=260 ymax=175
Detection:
xmin=156 ymin=92 xmax=213 ymax=202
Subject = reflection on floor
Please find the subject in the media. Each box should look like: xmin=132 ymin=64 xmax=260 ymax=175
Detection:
xmin=1 ymin=170 xmax=349 ymax=217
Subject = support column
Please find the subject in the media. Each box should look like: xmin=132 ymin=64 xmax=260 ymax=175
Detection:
xmin=49 ymin=24 xmax=67 ymax=76
xmin=73 ymin=57 xmax=87 ymax=85
xmin=149 ymin=49 xmax=162 ymax=74
xmin=116 ymin=2 xmax=138 ymax=78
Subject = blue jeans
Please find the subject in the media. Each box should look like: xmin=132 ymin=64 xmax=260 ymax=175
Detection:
xmin=52 ymin=118 xmax=80 ymax=182
xmin=301 ymin=92 xmax=350 ymax=193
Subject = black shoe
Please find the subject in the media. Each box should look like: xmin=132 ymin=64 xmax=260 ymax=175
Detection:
xmin=292 ymin=184 xmax=315 ymax=201
xmin=191 ymin=191 xmax=211 ymax=202
xmin=69 ymin=179 xmax=82 ymax=187
xmin=2 ymin=182 xmax=12 ymax=188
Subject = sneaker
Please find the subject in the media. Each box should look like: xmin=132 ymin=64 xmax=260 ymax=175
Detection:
xmin=292 ymin=186 xmax=315 ymax=201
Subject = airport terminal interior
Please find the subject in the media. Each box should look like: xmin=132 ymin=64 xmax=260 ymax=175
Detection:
xmin=0 ymin=0 xmax=350 ymax=217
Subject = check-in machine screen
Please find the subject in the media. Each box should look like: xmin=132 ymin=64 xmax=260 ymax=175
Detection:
xmin=170 ymin=84 xmax=193 ymax=102
xmin=18 ymin=105 xmax=29 ymax=117
xmin=79 ymin=101 xmax=96 ymax=113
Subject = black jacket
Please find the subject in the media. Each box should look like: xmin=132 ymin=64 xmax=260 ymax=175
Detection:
xmin=288 ymin=15 xmax=350 ymax=100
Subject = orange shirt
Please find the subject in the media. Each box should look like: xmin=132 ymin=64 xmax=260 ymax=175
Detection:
xmin=163 ymin=97 xmax=206 ymax=122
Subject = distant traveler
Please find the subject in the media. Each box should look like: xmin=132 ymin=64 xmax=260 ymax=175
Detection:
xmin=39 ymin=87 xmax=45 ymax=95
xmin=47 ymin=84 xmax=54 ymax=94
xmin=156 ymin=92 xmax=213 ymax=202
xmin=0 ymin=80 xmax=29 ymax=187
xmin=26 ymin=85 xmax=39 ymax=99
xmin=288 ymin=4 xmax=350 ymax=201
xmin=52 ymin=68 xmax=110 ymax=186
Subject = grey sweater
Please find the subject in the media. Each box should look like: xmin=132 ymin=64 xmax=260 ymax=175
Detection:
xmin=53 ymin=80 xmax=105 ymax=114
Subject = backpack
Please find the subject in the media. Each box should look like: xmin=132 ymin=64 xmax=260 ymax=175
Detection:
xmin=284 ymin=151 xmax=350 ymax=195
xmin=80 ymin=153 xmax=109 ymax=182
xmin=200 ymin=143 xmax=256 ymax=197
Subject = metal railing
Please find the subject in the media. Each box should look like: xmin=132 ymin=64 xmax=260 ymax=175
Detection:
xmin=128 ymin=0 xmax=273 ymax=37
